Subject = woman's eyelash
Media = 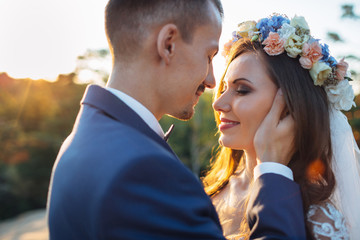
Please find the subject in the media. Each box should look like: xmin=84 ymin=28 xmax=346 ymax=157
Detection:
xmin=237 ymin=90 xmax=250 ymax=94
xmin=236 ymin=86 xmax=251 ymax=94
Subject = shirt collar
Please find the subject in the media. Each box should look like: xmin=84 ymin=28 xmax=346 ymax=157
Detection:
xmin=106 ymin=87 xmax=165 ymax=138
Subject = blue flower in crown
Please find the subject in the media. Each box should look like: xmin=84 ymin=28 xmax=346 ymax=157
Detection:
xmin=256 ymin=15 xmax=290 ymax=40
xmin=328 ymin=56 xmax=338 ymax=68
xmin=232 ymin=31 xmax=241 ymax=42
xmin=321 ymin=43 xmax=330 ymax=61
xmin=320 ymin=43 xmax=338 ymax=67
xmin=271 ymin=15 xmax=289 ymax=29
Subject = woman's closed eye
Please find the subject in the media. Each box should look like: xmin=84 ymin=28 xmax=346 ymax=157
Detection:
xmin=236 ymin=85 xmax=251 ymax=95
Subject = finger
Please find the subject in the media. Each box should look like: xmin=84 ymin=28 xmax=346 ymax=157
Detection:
xmin=265 ymin=89 xmax=286 ymax=126
xmin=279 ymin=116 xmax=296 ymax=163
xmin=278 ymin=112 xmax=295 ymax=135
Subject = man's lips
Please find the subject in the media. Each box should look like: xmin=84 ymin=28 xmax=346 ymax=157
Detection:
xmin=196 ymin=90 xmax=204 ymax=97
xmin=219 ymin=118 xmax=240 ymax=131
xmin=196 ymin=84 xmax=205 ymax=96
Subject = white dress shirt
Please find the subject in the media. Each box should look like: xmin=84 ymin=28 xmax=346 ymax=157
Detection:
xmin=106 ymin=87 xmax=165 ymax=138
xmin=254 ymin=162 xmax=293 ymax=181
xmin=106 ymin=87 xmax=293 ymax=181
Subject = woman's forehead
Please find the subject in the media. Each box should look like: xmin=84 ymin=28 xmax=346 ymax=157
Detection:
xmin=224 ymin=53 xmax=266 ymax=82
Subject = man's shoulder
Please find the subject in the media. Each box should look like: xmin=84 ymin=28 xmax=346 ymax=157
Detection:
xmin=69 ymin=108 xmax=162 ymax=148
xmin=58 ymin=118 xmax=179 ymax=173
xmin=51 ymin=120 xmax=186 ymax=197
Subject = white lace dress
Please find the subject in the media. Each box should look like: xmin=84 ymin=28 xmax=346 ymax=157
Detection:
xmin=212 ymin=173 xmax=350 ymax=240
xmin=307 ymin=203 xmax=349 ymax=240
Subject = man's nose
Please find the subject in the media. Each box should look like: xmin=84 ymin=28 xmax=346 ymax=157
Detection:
xmin=204 ymin=64 xmax=216 ymax=89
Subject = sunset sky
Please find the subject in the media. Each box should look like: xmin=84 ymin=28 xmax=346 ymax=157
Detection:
xmin=0 ymin=0 xmax=359 ymax=87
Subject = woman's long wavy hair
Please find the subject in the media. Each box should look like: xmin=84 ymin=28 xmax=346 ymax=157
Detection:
xmin=202 ymin=39 xmax=336 ymax=238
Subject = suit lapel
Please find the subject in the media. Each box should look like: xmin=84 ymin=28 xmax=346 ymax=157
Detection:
xmin=81 ymin=85 xmax=176 ymax=155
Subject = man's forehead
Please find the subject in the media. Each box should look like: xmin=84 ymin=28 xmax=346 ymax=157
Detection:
xmin=195 ymin=19 xmax=222 ymax=45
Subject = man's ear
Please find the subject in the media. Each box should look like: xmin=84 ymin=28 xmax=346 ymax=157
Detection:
xmin=157 ymin=24 xmax=178 ymax=65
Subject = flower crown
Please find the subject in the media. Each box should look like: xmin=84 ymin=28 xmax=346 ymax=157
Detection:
xmin=223 ymin=14 xmax=355 ymax=111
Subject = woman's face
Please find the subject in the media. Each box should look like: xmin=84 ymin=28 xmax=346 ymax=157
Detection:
xmin=213 ymin=52 xmax=278 ymax=152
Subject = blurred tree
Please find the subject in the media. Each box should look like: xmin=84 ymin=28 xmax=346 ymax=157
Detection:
xmin=341 ymin=4 xmax=360 ymax=19
xmin=0 ymin=71 xmax=219 ymax=219
xmin=160 ymin=91 xmax=218 ymax=176
xmin=327 ymin=4 xmax=360 ymax=66
xmin=326 ymin=32 xmax=343 ymax=42
xmin=75 ymin=49 xmax=111 ymax=85
xmin=0 ymin=73 xmax=86 ymax=220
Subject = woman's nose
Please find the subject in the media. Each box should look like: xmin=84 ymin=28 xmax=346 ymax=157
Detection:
xmin=213 ymin=93 xmax=231 ymax=113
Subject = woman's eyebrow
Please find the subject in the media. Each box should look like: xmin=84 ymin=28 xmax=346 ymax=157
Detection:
xmin=232 ymin=78 xmax=252 ymax=84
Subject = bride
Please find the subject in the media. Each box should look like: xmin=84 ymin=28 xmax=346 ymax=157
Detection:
xmin=203 ymin=15 xmax=360 ymax=239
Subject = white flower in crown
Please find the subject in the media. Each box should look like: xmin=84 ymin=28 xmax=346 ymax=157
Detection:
xmin=237 ymin=20 xmax=258 ymax=39
xmin=325 ymin=80 xmax=355 ymax=111
xmin=285 ymin=34 xmax=309 ymax=58
xmin=310 ymin=61 xmax=332 ymax=86
xmin=290 ymin=15 xmax=310 ymax=31
xmin=278 ymin=23 xmax=296 ymax=39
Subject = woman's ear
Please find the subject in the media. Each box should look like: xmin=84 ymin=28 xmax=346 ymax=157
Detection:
xmin=157 ymin=24 xmax=178 ymax=65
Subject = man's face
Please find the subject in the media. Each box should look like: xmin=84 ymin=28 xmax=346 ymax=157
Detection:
xmin=162 ymin=3 xmax=222 ymax=120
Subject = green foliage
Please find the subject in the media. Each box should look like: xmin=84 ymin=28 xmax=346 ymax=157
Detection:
xmin=0 ymin=72 xmax=221 ymax=220
xmin=0 ymin=73 xmax=86 ymax=220
xmin=160 ymin=91 xmax=219 ymax=176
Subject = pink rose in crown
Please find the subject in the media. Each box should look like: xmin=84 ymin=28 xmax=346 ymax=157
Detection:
xmin=299 ymin=41 xmax=323 ymax=69
xmin=299 ymin=57 xmax=312 ymax=69
xmin=263 ymin=32 xmax=285 ymax=56
xmin=335 ymin=58 xmax=349 ymax=81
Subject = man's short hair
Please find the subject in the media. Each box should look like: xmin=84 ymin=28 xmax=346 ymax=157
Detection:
xmin=105 ymin=0 xmax=223 ymax=60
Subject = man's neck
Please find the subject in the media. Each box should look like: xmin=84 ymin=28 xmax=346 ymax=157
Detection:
xmin=106 ymin=64 xmax=164 ymax=120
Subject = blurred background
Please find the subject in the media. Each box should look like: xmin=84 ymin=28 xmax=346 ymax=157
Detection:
xmin=0 ymin=0 xmax=359 ymax=239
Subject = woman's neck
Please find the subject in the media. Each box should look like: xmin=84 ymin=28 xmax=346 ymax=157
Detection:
xmin=243 ymin=149 xmax=258 ymax=179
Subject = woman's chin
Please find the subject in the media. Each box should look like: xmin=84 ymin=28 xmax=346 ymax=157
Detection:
xmin=219 ymin=136 xmax=252 ymax=151
xmin=219 ymin=138 xmax=240 ymax=150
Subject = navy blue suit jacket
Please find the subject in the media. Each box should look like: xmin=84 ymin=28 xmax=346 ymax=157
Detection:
xmin=47 ymin=85 xmax=306 ymax=239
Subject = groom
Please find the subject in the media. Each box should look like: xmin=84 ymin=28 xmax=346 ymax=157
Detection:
xmin=47 ymin=0 xmax=306 ymax=239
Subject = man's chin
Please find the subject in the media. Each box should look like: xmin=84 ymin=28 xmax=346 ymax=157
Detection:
xmin=168 ymin=108 xmax=194 ymax=121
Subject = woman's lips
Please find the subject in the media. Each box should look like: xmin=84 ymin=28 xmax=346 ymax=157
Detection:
xmin=219 ymin=118 xmax=240 ymax=131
